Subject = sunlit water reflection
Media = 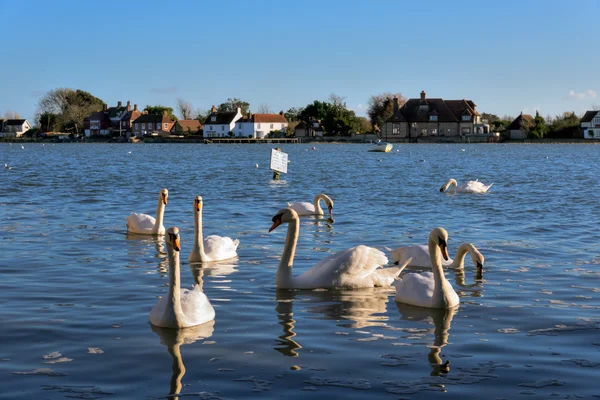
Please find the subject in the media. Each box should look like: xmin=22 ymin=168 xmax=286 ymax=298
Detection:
xmin=1 ymin=143 xmax=599 ymax=399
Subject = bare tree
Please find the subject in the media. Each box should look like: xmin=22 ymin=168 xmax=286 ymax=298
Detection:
xmin=176 ymin=98 xmax=194 ymax=120
xmin=592 ymin=103 xmax=600 ymax=111
xmin=257 ymin=103 xmax=273 ymax=114
xmin=328 ymin=93 xmax=347 ymax=109
xmin=3 ymin=109 xmax=21 ymax=119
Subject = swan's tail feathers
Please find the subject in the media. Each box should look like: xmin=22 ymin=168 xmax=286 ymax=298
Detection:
xmin=233 ymin=238 xmax=240 ymax=248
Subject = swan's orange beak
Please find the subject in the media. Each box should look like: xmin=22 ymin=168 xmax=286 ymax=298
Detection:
xmin=195 ymin=200 xmax=201 ymax=212
xmin=173 ymin=237 xmax=180 ymax=252
xmin=269 ymin=214 xmax=282 ymax=232
xmin=162 ymin=193 xmax=168 ymax=205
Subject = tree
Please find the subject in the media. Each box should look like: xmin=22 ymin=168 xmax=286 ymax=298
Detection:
xmin=144 ymin=105 xmax=177 ymax=121
xmin=286 ymin=120 xmax=300 ymax=137
xmin=217 ymin=97 xmax=250 ymax=114
xmin=176 ymin=98 xmax=194 ymax=120
xmin=195 ymin=109 xmax=207 ymax=124
xmin=257 ymin=103 xmax=273 ymax=114
xmin=298 ymin=98 xmax=363 ymax=135
xmin=357 ymin=117 xmax=372 ymax=133
xmin=367 ymin=92 xmax=406 ymax=128
xmin=3 ymin=109 xmax=21 ymax=119
xmin=528 ymin=111 xmax=548 ymax=139
xmin=36 ymin=88 xmax=104 ymax=134
xmin=284 ymin=107 xmax=303 ymax=122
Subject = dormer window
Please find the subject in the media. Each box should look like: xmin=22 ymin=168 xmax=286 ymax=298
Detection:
xmin=429 ymin=115 xmax=438 ymax=121
xmin=462 ymin=115 xmax=471 ymax=121
xmin=211 ymin=116 xmax=216 ymax=122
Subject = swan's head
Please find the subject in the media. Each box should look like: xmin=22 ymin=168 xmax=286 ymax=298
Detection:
xmin=469 ymin=245 xmax=485 ymax=274
xmin=166 ymin=227 xmax=181 ymax=252
xmin=194 ymin=196 xmax=203 ymax=212
xmin=429 ymin=227 xmax=449 ymax=261
xmin=160 ymin=188 xmax=169 ymax=205
xmin=439 ymin=179 xmax=457 ymax=193
xmin=269 ymin=208 xmax=298 ymax=232
xmin=322 ymin=194 xmax=334 ymax=215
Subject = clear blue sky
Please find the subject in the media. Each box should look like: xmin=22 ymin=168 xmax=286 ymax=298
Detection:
xmin=1 ymin=0 xmax=598 ymax=123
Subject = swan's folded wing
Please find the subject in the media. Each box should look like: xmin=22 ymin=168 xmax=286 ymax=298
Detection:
xmin=462 ymin=180 xmax=492 ymax=193
xmin=204 ymin=235 xmax=239 ymax=261
xmin=334 ymin=245 xmax=388 ymax=277
xmin=390 ymin=244 xmax=430 ymax=266
xmin=180 ymin=285 xmax=216 ymax=326
xmin=288 ymin=201 xmax=315 ymax=215
xmin=127 ymin=212 xmax=156 ymax=231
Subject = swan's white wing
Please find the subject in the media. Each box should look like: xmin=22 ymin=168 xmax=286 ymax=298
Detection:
xmin=390 ymin=244 xmax=452 ymax=267
xmin=394 ymin=272 xmax=437 ymax=308
xmin=203 ymin=235 xmax=239 ymax=262
xmin=459 ymin=180 xmax=493 ymax=193
xmin=149 ymin=295 xmax=169 ymax=327
xmin=180 ymin=285 xmax=215 ymax=326
xmin=127 ymin=212 xmax=159 ymax=234
xmin=287 ymin=201 xmax=316 ymax=216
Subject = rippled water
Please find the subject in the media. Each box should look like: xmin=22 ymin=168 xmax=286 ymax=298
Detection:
xmin=1 ymin=143 xmax=599 ymax=399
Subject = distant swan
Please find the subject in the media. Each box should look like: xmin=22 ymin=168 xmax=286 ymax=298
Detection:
xmin=189 ymin=196 xmax=239 ymax=263
xmin=269 ymin=208 xmax=412 ymax=289
xmin=390 ymin=242 xmax=484 ymax=275
xmin=394 ymin=228 xmax=459 ymax=309
xmin=150 ymin=227 xmax=215 ymax=328
xmin=440 ymin=179 xmax=493 ymax=194
xmin=288 ymin=193 xmax=333 ymax=217
xmin=127 ymin=188 xmax=168 ymax=235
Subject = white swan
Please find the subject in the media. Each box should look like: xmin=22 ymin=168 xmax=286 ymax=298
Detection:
xmin=269 ymin=208 xmax=412 ymax=289
xmin=150 ymin=227 xmax=215 ymax=328
xmin=126 ymin=188 xmax=168 ymax=235
xmin=390 ymin=242 xmax=484 ymax=274
xmin=440 ymin=178 xmax=493 ymax=194
xmin=188 ymin=196 xmax=239 ymax=263
xmin=394 ymin=228 xmax=459 ymax=309
xmin=287 ymin=193 xmax=334 ymax=217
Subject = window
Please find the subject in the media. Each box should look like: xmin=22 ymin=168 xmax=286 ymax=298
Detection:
xmin=461 ymin=127 xmax=471 ymax=134
xmin=164 ymin=123 xmax=168 ymax=129
xmin=429 ymin=115 xmax=438 ymax=121
xmin=211 ymin=116 xmax=216 ymax=122
xmin=431 ymin=128 xmax=437 ymax=135
xmin=122 ymin=121 xmax=126 ymax=127
xmin=257 ymin=123 xmax=261 ymax=129
xmin=221 ymin=126 xmax=224 ymax=131
xmin=135 ymin=123 xmax=139 ymax=129
xmin=142 ymin=123 xmax=145 ymax=129
xmin=392 ymin=123 xmax=401 ymax=135
xmin=156 ymin=123 xmax=161 ymax=130
xmin=462 ymin=115 xmax=471 ymax=121
xmin=270 ymin=124 xmax=273 ymax=129
xmin=420 ymin=129 xmax=427 ymax=136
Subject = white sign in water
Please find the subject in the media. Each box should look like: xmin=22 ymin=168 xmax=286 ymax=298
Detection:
xmin=270 ymin=149 xmax=288 ymax=174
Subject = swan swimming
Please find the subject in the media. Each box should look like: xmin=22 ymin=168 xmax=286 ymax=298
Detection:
xmin=269 ymin=208 xmax=412 ymax=289
xmin=287 ymin=193 xmax=333 ymax=217
xmin=390 ymin=242 xmax=484 ymax=275
xmin=189 ymin=196 xmax=239 ymax=263
xmin=439 ymin=178 xmax=493 ymax=194
xmin=150 ymin=227 xmax=215 ymax=328
xmin=394 ymin=228 xmax=460 ymax=309
xmin=126 ymin=188 xmax=168 ymax=235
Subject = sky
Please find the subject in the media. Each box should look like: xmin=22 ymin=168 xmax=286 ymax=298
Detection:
xmin=1 ymin=0 xmax=599 ymax=123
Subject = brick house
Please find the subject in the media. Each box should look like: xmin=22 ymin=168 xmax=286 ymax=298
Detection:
xmin=171 ymin=119 xmax=202 ymax=135
xmin=84 ymin=100 xmax=142 ymax=137
xmin=294 ymin=119 xmax=325 ymax=138
xmin=132 ymin=112 xmax=175 ymax=137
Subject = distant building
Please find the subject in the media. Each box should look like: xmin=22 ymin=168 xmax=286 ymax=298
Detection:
xmin=382 ymin=91 xmax=489 ymax=139
xmin=506 ymin=113 xmax=534 ymax=140
xmin=84 ymin=100 xmax=142 ymax=137
xmin=235 ymin=111 xmax=288 ymax=139
xmin=171 ymin=119 xmax=202 ymax=135
xmin=203 ymin=105 xmax=243 ymax=138
xmin=132 ymin=112 xmax=175 ymax=137
xmin=580 ymin=110 xmax=600 ymax=139
xmin=294 ymin=119 xmax=324 ymax=138
xmin=0 ymin=119 xmax=32 ymax=137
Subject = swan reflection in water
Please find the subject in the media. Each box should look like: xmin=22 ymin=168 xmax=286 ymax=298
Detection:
xmin=274 ymin=288 xmax=391 ymax=357
xmin=151 ymin=321 xmax=215 ymax=399
xmin=395 ymin=303 xmax=458 ymax=376
xmin=125 ymin=233 xmax=168 ymax=273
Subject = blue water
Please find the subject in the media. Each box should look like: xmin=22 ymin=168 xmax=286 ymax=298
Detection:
xmin=1 ymin=143 xmax=599 ymax=399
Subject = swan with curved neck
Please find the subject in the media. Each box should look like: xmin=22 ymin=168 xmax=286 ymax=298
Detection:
xmin=127 ymin=188 xmax=168 ymax=235
xmin=150 ymin=227 xmax=215 ymax=328
xmin=440 ymin=178 xmax=493 ymax=194
xmin=287 ymin=193 xmax=334 ymax=217
xmin=394 ymin=227 xmax=460 ymax=309
xmin=390 ymin=242 xmax=484 ymax=274
xmin=188 ymin=196 xmax=239 ymax=263
xmin=269 ymin=208 xmax=411 ymax=289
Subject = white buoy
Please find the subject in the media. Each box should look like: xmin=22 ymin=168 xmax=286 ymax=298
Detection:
xmin=128 ymin=151 xmax=132 ymax=154
xmin=255 ymin=163 xmax=259 ymax=168
xmin=21 ymin=145 xmax=25 ymax=150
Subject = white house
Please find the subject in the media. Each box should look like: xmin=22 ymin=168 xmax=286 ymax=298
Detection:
xmin=0 ymin=119 xmax=32 ymax=137
xmin=581 ymin=110 xmax=600 ymax=139
xmin=203 ymin=106 xmax=242 ymax=138
xmin=235 ymin=111 xmax=288 ymax=139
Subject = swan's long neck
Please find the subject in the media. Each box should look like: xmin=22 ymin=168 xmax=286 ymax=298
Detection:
xmin=428 ymin=238 xmax=451 ymax=306
xmin=166 ymin=246 xmax=185 ymax=326
xmin=192 ymin=207 xmax=206 ymax=261
xmin=449 ymin=244 xmax=471 ymax=269
xmin=313 ymin=195 xmax=324 ymax=215
xmin=154 ymin=198 xmax=166 ymax=233
xmin=277 ymin=216 xmax=299 ymax=288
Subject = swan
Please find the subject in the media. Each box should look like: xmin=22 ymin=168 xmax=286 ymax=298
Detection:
xmin=188 ymin=196 xmax=239 ymax=263
xmin=390 ymin=242 xmax=484 ymax=274
xmin=126 ymin=188 xmax=168 ymax=235
xmin=269 ymin=208 xmax=412 ymax=289
xmin=394 ymin=228 xmax=459 ymax=309
xmin=150 ymin=227 xmax=215 ymax=328
xmin=439 ymin=178 xmax=493 ymax=194
xmin=287 ymin=193 xmax=333 ymax=217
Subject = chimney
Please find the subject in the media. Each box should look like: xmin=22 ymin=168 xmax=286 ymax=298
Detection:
xmin=236 ymin=106 xmax=241 ymax=114
xmin=134 ymin=104 xmax=138 ymax=111
xmin=126 ymin=100 xmax=131 ymax=111
xmin=117 ymin=101 xmax=122 ymax=107
xmin=279 ymin=110 xmax=284 ymax=116
xmin=420 ymin=90 xmax=426 ymax=102
xmin=248 ymin=111 xmax=253 ymax=120
xmin=163 ymin=110 xmax=168 ymax=116
xmin=103 ymin=103 xmax=108 ymax=111
xmin=211 ymin=105 xmax=217 ymax=113
xmin=142 ymin=110 xmax=148 ymax=114
xmin=393 ymin=97 xmax=399 ymax=115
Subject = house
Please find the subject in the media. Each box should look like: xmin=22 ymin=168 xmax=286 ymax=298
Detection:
xmin=203 ymin=105 xmax=242 ymax=138
xmin=0 ymin=119 xmax=32 ymax=137
xmin=381 ymin=91 xmax=489 ymax=139
xmin=294 ymin=119 xmax=325 ymax=138
xmin=506 ymin=113 xmax=534 ymax=140
xmin=132 ymin=112 xmax=175 ymax=137
xmin=235 ymin=111 xmax=288 ymax=139
xmin=84 ymin=100 xmax=142 ymax=137
xmin=171 ymin=119 xmax=202 ymax=135
xmin=580 ymin=110 xmax=600 ymax=139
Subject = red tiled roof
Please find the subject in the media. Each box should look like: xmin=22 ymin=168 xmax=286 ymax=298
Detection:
xmin=253 ymin=114 xmax=288 ymax=123
xmin=174 ymin=119 xmax=202 ymax=132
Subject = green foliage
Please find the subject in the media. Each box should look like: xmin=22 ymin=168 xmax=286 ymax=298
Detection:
xmin=144 ymin=105 xmax=177 ymax=121
xmin=217 ymin=98 xmax=250 ymax=114
xmin=284 ymin=107 xmax=304 ymax=122
xmin=546 ymin=111 xmax=580 ymax=138
xmin=298 ymin=98 xmax=366 ymax=135
xmin=367 ymin=92 xmax=405 ymax=128
xmin=36 ymin=88 xmax=104 ymax=134
xmin=528 ymin=111 xmax=548 ymax=139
